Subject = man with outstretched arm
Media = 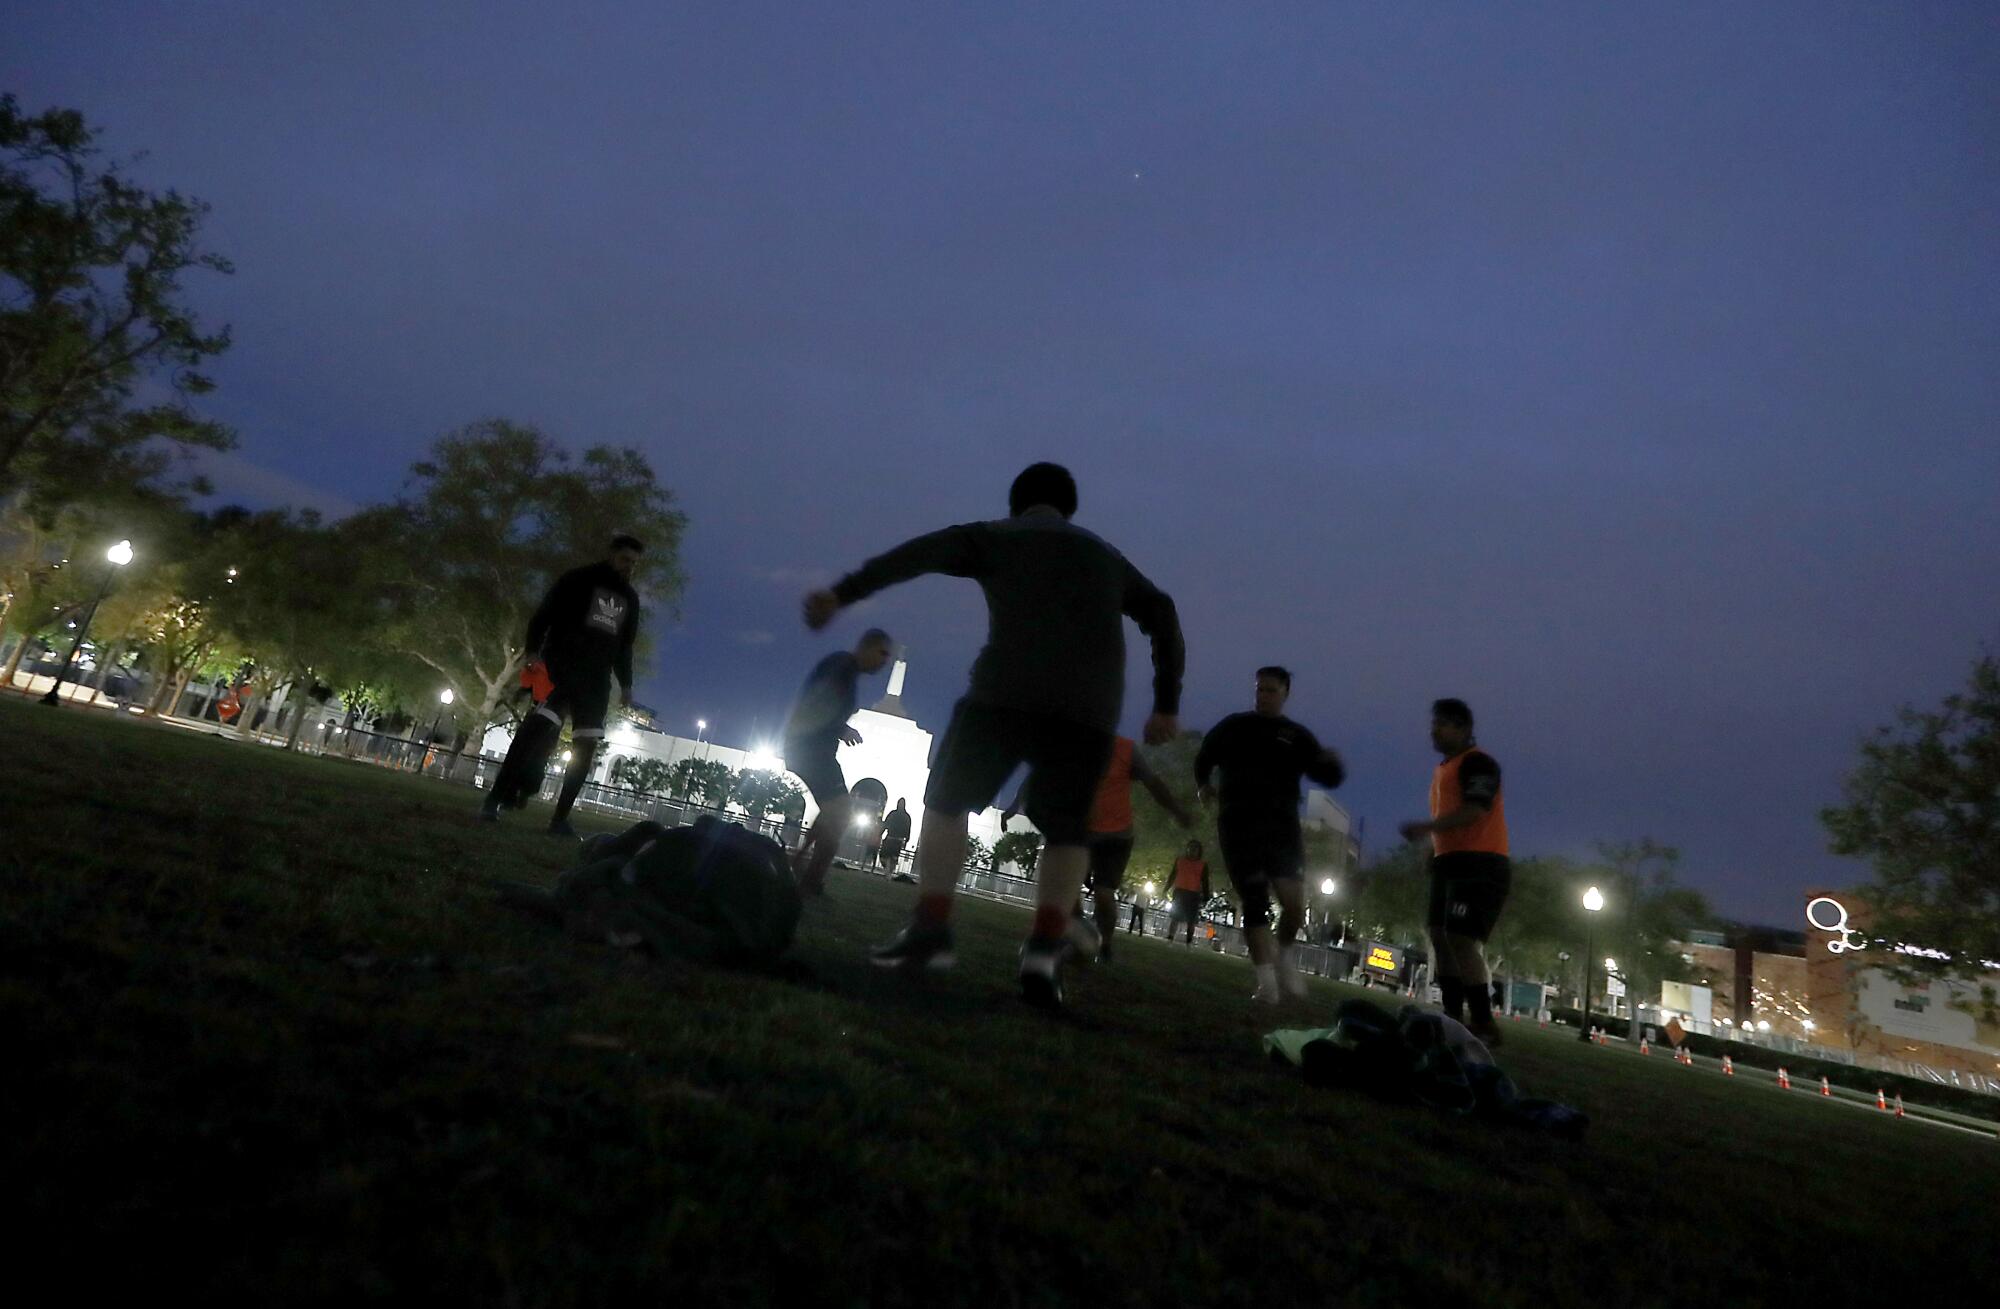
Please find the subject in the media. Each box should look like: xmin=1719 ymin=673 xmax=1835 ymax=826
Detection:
xmin=1194 ymin=667 xmax=1346 ymax=1004
xmin=482 ymin=535 xmax=644 ymax=835
xmin=1398 ymin=697 xmax=1511 ymax=1047
xmin=781 ymin=628 xmax=895 ymax=895
xmin=802 ymin=462 xmax=1184 ymax=1010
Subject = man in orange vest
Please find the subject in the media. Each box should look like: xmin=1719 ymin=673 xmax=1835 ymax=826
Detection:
xmin=1004 ymin=734 xmax=1191 ymax=963
xmin=1165 ymin=838 xmax=1211 ymax=946
xmin=1398 ymin=698 xmax=1511 ymax=1046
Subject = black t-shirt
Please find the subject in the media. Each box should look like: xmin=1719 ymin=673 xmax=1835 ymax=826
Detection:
xmin=882 ymin=808 xmax=912 ymax=841
xmin=784 ymin=652 xmax=861 ymax=750
xmin=526 ymin=562 xmax=641 ymax=687
xmin=1194 ymin=712 xmax=1345 ymax=823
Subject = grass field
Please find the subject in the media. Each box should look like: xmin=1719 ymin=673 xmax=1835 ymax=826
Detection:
xmin=5 ymin=694 xmax=1995 ymax=1307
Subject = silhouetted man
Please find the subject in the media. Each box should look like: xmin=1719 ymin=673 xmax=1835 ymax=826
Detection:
xmin=782 ymin=628 xmax=895 ymax=895
xmin=482 ymin=536 xmax=644 ymax=835
xmin=804 ymin=462 xmax=1184 ymax=1010
xmin=1195 ymin=667 xmax=1345 ymax=1004
xmin=879 ymin=798 xmax=913 ymax=874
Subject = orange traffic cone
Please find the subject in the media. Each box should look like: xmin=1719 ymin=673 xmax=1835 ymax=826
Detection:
xmin=1894 ymin=1094 xmax=1905 ymax=1118
xmin=1876 ymin=1089 xmax=1888 ymax=1111
xmin=1722 ymin=1055 xmax=1734 ymax=1076
xmin=1639 ymin=1039 xmax=1650 ymax=1056
xmin=1777 ymin=1067 xmax=1792 ymax=1090
xmin=1820 ymin=1076 xmax=1832 ymax=1097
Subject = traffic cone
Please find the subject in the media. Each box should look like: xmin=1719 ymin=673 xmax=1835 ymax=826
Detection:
xmin=1723 ymin=1055 xmax=1734 ymax=1076
xmin=1639 ymin=1039 xmax=1650 ymax=1056
xmin=1820 ymin=1076 xmax=1832 ymax=1097
xmin=1876 ymin=1089 xmax=1888 ymax=1111
xmin=1894 ymin=1094 xmax=1905 ymax=1118
xmin=1777 ymin=1067 xmax=1791 ymax=1090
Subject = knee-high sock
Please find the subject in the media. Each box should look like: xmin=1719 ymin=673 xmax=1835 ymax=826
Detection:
xmin=494 ymin=709 xmax=560 ymax=805
xmin=553 ymin=738 xmax=599 ymax=821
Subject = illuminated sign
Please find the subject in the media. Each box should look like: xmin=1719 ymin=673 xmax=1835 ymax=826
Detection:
xmin=1362 ymin=944 xmax=1402 ymax=974
xmin=1806 ymin=896 xmax=1867 ymax=955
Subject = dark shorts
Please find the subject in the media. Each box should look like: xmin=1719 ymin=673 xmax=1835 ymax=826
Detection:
xmin=924 ymin=699 xmax=1112 ymax=846
xmin=879 ymin=836 xmax=907 ymax=869
xmin=784 ymin=737 xmax=848 ymax=808
xmin=1087 ymin=833 xmax=1135 ymax=892
xmin=543 ymin=661 xmax=612 ymax=737
xmin=1428 ymin=852 xmax=1512 ymax=942
xmin=1169 ymin=888 xmax=1204 ymax=922
xmin=1218 ymin=815 xmax=1304 ymax=927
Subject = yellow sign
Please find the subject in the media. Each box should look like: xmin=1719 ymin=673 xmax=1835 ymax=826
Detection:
xmin=1365 ymin=945 xmax=1400 ymax=973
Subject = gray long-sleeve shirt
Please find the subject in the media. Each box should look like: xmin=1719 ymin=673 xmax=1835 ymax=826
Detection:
xmin=830 ymin=508 xmax=1184 ymax=732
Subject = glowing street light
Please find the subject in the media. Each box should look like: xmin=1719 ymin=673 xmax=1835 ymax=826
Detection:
xmin=420 ymin=688 xmax=456 ymax=773
xmin=1578 ymin=885 xmax=1605 ymax=1043
xmin=41 ymin=539 xmax=134 ymax=707
xmin=1319 ymin=877 xmax=1337 ymax=896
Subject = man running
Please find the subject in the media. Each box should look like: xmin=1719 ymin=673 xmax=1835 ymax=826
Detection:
xmin=1165 ymin=839 xmax=1211 ymax=946
xmin=803 ymin=462 xmax=1184 ymax=1009
xmin=481 ymin=535 xmax=644 ymax=835
xmin=1398 ymin=698 xmax=1510 ymax=1046
xmin=879 ymin=798 xmax=913 ymax=875
xmin=782 ymin=628 xmax=895 ymax=895
xmin=1194 ymin=667 xmax=1346 ymax=1004
xmin=1002 ymin=735 xmax=1193 ymax=963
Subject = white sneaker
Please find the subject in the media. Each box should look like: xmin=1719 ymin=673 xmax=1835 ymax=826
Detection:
xmin=1253 ymin=962 xmax=1282 ymax=1005
xmin=1279 ymin=947 xmax=1309 ymax=998
xmin=1253 ymin=979 xmax=1283 ymax=1005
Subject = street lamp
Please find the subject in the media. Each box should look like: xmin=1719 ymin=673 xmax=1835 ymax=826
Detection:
xmin=1578 ymin=885 xmax=1605 ymax=1041
xmin=41 ymin=540 xmax=134 ymax=706
xmin=695 ymin=717 xmax=710 ymax=759
xmin=1319 ymin=877 xmax=1337 ymax=896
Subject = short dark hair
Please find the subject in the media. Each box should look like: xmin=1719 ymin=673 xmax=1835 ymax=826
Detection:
xmin=859 ymin=627 xmax=893 ymax=648
xmin=1432 ymin=697 xmax=1474 ymax=729
xmin=1256 ymin=666 xmax=1291 ymax=690
xmin=1008 ymin=462 xmax=1078 ymax=518
xmin=609 ymin=534 xmax=645 ymax=553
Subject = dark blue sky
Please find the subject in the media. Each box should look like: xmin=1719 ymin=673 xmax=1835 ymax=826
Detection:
xmin=16 ymin=3 xmax=1998 ymax=924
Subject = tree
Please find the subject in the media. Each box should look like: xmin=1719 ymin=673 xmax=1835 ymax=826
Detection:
xmin=964 ymin=834 xmax=993 ymax=877
xmin=1584 ymin=840 xmax=1711 ymax=1036
xmin=994 ymin=830 xmax=1043 ymax=880
xmin=1346 ymin=841 xmax=1431 ymax=946
xmin=666 ymin=756 xmax=733 ymax=808
xmin=1129 ymin=731 xmax=1218 ymax=875
xmin=353 ymin=421 xmax=687 ymax=747
xmin=610 ymin=756 xmax=674 ymax=798
xmin=0 ymin=96 xmax=233 ymax=504
xmin=731 ymin=768 xmax=804 ymax=821
xmin=1823 ymin=654 xmax=2000 ymax=1010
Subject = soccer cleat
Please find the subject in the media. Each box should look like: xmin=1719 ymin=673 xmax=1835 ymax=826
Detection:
xmin=478 ymin=803 xmax=501 ymax=823
xmin=869 ymin=922 xmax=956 ymax=971
xmin=1018 ymin=939 xmax=1066 ymax=1009
xmin=548 ymin=818 xmax=578 ymax=838
xmin=1067 ymin=913 xmax=1103 ymax=962
xmin=1279 ymin=947 xmax=1309 ymax=999
xmin=1252 ymin=979 xmax=1283 ymax=1006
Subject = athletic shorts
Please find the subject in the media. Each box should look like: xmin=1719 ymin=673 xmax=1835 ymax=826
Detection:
xmin=1217 ymin=815 xmax=1304 ymax=927
xmin=1169 ymin=888 xmax=1204 ymax=922
xmin=784 ymin=737 xmax=848 ymax=808
xmin=879 ymin=836 xmax=907 ymax=869
xmin=1086 ymin=833 xmax=1135 ymax=892
xmin=542 ymin=661 xmax=612 ymax=738
xmin=924 ymin=698 xmax=1113 ymax=846
xmin=1428 ymin=852 xmax=1512 ymax=942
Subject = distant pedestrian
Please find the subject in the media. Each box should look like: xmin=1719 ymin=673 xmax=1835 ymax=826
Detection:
xmin=782 ymin=628 xmax=895 ymax=895
xmin=805 ymin=462 xmax=1184 ymax=1010
xmin=1195 ymin=667 xmax=1346 ymax=1004
xmin=1398 ymin=698 xmax=1511 ymax=1047
xmin=1165 ymin=839 xmax=1211 ymax=945
xmin=481 ymin=536 xmax=644 ymax=835
xmin=879 ymin=798 xmax=913 ymax=875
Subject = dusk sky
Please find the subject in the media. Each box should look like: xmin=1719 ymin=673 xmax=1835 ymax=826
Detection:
xmin=15 ymin=3 xmax=1998 ymax=925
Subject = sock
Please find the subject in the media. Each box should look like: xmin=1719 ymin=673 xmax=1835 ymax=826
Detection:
xmin=1280 ymin=945 xmax=1299 ymax=972
xmin=1254 ymin=963 xmax=1278 ymax=992
xmin=552 ymin=739 xmax=597 ymax=821
xmin=1439 ymin=977 xmax=1466 ymax=1021
xmin=1467 ymin=982 xmax=1495 ymax=1030
xmin=1031 ymin=904 xmax=1069 ymax=942
xmin=914 ymin=894 xmax=954 ymax=929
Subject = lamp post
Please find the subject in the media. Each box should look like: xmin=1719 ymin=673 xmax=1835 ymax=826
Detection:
xmin=1578 ymin=885 xmax=1605 ymax=1041
xmin=422 ymin=688 xmax=454 ymax=772
xmin=695 ymin=717 xmax=709 ymax=760
xmin=41 ymin=539 xmax=134 ymax=706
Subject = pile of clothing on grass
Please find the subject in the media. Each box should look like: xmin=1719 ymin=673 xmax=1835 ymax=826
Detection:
xmin=500 ymin=816 xmax=800 ymax=968
xmin=1265 ymin=997 xmax=1588 ymax=1138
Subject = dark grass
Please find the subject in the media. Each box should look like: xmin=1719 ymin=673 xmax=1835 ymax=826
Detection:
xmin=5 ymin=695 xmax=1995 ymax=1307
